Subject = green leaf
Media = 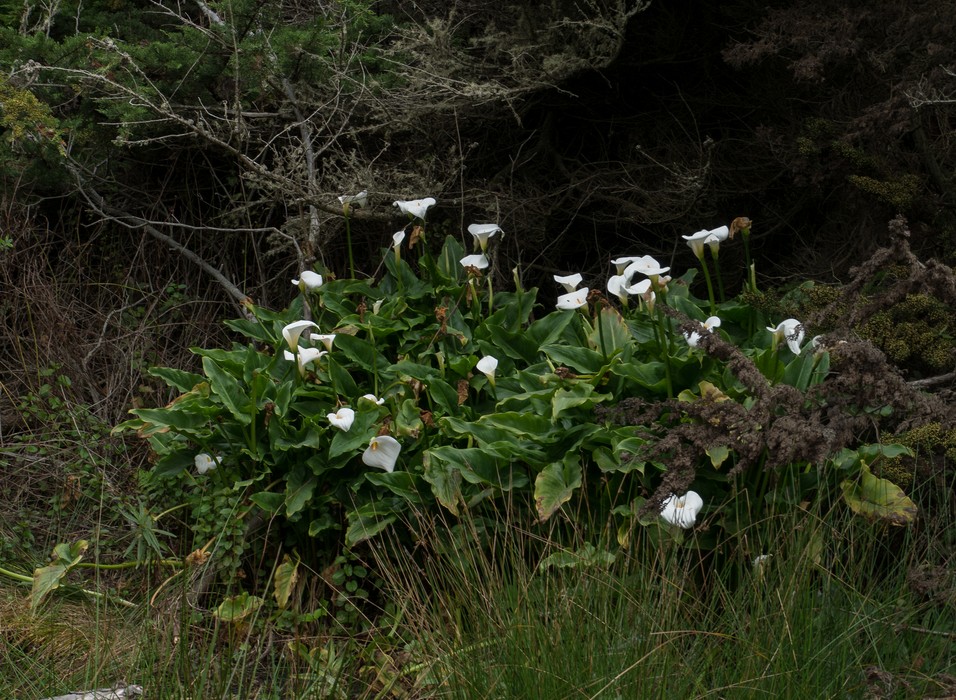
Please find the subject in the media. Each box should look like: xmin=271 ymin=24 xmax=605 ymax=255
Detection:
xmin=365 ymin=471 xmax=423 ymax=503
xmin=345 ymin=500 xmax=398 ymax=547
xmin=840 ymin=463 xmax=918 ymax=526
xmin=541 ymin=344 xmax=605 ymax=374
xmin=334 ymin=334 xmax=390 ymax=373
xmin=328 ymin=356 xmax=360 ymax=398
xmin=285 ymin=468 xmax=316 ymax=518
xmin=31 ymin=540 xmax=88 ymax=610
xmin=611 ymin=361 xmax=668 ymax=393
xmin=422 ymin=455 xmax=462 ymax=515
xmin=274 ymin=555 xmax=299 ymax=609
xmin=540 ymin=543 xmax=616 ymax=570
xmin=202 ymin=356 xmax=252 ymax=426
xmin=706 ymin=445 xmax=730 ymax=469
xmin=589 ymin=306 xmax=630 ymax=355
xmin=481 ymin=325 xmax=538 ymax=363
xmin=129 ymin=405 xmax=218 ymax=436
xmin=534 ymin=454 xmax=582 ymax=522
xmin=528 ymin=310 xmax=576 ymax=349
xmin=215 ymin=593 xmax=264 ymax=622
xmin=148 ymin=367 xmax=205 ymax=392
xmin=152 ymin=451 xmax=196 ymax=478
xmin=250 ymin=491 xmax=285 ymax=514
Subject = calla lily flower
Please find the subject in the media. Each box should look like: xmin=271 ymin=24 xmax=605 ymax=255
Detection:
xmin=684 ymin=226 xmax=727 ymax=258
xmin=327 ymin=407 xmax=355 ymax=432
xmin=766 ymin=318 xmax=805 ymax=355
xmin=460 ymin=253 xmax=490 ymax=270
xmin=554 ymin=273 xmax=583 ymax=293
xmin=338 ymin=190 xmax=368 ymax=211
xmin=310 ymin=333 xmax=336 ymax=351
xmin=292 ymin=271 xmax=324 ymax=291
xmin=610 ymin=256 xmax=641 ymax=275
xmin=660 ymin=491 xmax=703 ymax=529
xmin=624 ymin=278 xmax=655 ymax=311
xmin=361 ymin=393 xmax=386 ymax=405
xmin=194 ymin=452 xmax=220 ymax=475
xmin=282 ymin=320 xmax=318 ymax=352
xmin=372 ymin=299 xmax=384 ymax=314
xmin=393 ymin=197 xmax=436 ymax=220
xmin=556 ymin=287 xmax=589 ymax=310
xmin=284 ymin=347 xmax=327 ymax=374
xmin=685 ymin=316 xmax=721 ymax=348
xmin=362 ymin=435 xmax=401 ymax=472
xmin=476 ymin=355 xmax=498 ymax=386
xmin=606 ymin=274 xmax=628 ymax=304
xmin=392 ymin=230 xmax=406 ymax=249
xmin=623 ymin=255 xmax=670 ymax=281
xmin=468 ymin=223 xmax=502 ymax=252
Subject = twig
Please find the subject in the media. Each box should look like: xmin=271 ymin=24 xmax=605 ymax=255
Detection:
xmin=907 ymin=371 xmax=956 ymax=389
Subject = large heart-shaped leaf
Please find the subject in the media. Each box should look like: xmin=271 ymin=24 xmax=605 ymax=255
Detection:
xmin=840 ymin=463 xmax=917 ymax=526
xmin=534 ymin=454 xmax=582 ymax=522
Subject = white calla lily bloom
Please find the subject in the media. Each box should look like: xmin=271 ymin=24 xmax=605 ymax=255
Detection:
xmin=623 ymin=255 xmax=670 ymax=280
xmin=361 ymin=393 xmax=386 ymax=405
xmin=392 ymin=230 xmax=406 ymax=249
xmin=610 ymin=256 xmax=642 ymax=275
xmin=393 ymin=197 xmax=436 ymax=220
xmin=607 ymin=274 xmax=629 ymax=303
xmin=685 ymin=316 xmax=722 ymax=348
xmin=553 ymin=273 xmax=583 ymax=293
xmin=460 ymin=253 xmax=490 ymax=270
xmin=282 ymin=320 xmax=318 ymax=352
xmin=327 ymin=407 xmax=355 ymax=432
xmin=194 ymin=452 xmax=220 ymax=475
xmin=476 ymin=355 xmax=498 ymax=385
xmin=767 ymin=318 xmax=806 ymax=355
xmin=310 ymin=333 xmax=336 ymax=351
xmin=284 ymin=347 xmax=327 ymax=374
xmin=683 ymin=226 xmax=727 ymax=257
xmin=660 ymin=491 xmax=704 ymax=529
xmin=362 ymin=435 xmax=401 ymax=472
xmin=338 ymin=190 xmax=368 ymax=210
xmin=556 ymin=287 xmax=589 ymax=310
xmin=292 ymin=271 xmax=324 ymax=291
xmin=468 ymin=223 xmax=502 ymax=252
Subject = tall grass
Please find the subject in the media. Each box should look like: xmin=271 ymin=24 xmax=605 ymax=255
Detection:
xmin=374 ymin=495 xmax=955 ymax=699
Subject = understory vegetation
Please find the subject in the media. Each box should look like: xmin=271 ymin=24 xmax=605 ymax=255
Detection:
xmin=2 ymin=0 xmax=956 ymax=698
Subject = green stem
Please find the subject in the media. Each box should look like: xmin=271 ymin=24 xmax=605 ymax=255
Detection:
xmin=75 ymin=559 xmax=183 ymax=570
xmin=344 ymin=214 xmax=356 ymax=279
xmin=0 ymin=564 xmax=32 ymax=584
xmin=698 ymin=254 xmax=716 ymax=314
xmin=652 ymin=304 xmax=674 ymax=398
xmin=742 ymin=233 xmax=756 ymax=293
xmin=596 ymin=305 xmax=609 ymax=362
xmin=710 ymin=248 xmax=725 ymax=303
xmin=486 ymin=275 xmax=494 ymax=318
